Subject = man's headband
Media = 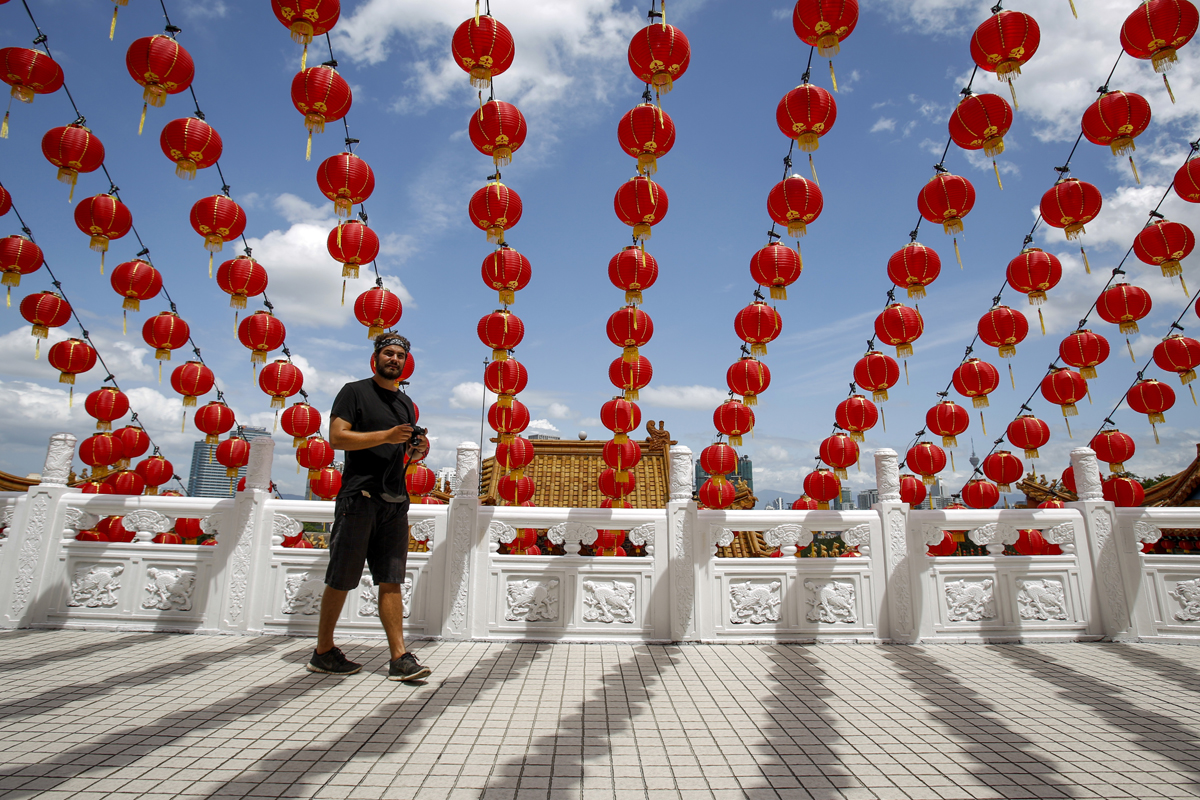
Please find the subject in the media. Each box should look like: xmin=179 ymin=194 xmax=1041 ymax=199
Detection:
xmin=374 ymin=336 xmax=409 ymax=355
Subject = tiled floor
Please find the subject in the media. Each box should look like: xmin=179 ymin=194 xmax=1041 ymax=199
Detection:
xmin=1 ymin=632 xmax=1199 ymax=799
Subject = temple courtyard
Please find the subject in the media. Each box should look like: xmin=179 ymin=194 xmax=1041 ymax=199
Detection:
xmin=0 ymin=631 xmax=1198 ymax=800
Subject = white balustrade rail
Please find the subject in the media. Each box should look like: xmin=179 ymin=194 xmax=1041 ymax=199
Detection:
xmin=1 ymin=436 xmax=1198 ymax=645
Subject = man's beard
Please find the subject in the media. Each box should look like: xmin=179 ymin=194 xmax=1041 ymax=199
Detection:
xmin=376 ymin=362 xmax=402 ymax=379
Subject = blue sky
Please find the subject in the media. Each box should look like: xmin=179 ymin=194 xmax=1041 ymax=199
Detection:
xmin=0 ymin=0 xmax=1198 ymax=500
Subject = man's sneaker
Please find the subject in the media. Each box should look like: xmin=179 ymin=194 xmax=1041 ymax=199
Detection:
xmin=306 ymin=646 xmax=362 ymax=675
xmin=388 ymin=652 xmax=431 ymax=682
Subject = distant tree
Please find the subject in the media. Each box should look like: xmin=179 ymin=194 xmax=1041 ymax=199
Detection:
xmin=1135 ymin=473 xmax=1174 ymax=489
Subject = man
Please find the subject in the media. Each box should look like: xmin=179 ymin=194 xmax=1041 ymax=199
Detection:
xmin=307 ymin=333 xmax=432 ymax=681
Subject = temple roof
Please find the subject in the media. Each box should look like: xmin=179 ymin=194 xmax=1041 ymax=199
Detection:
xmin=1143 ymin=443 xmax=1200 ymax=507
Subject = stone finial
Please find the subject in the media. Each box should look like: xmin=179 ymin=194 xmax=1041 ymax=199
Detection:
xmin=669 ymin=445 xmax=693 ymax=502
xmin=874 ymin=448 xmax=901 ymax=503
xmin=456 ymin=442 xmax=480 ymax=500
xmin=1070 ymin=447 xmax=1103 ymax=502
xmin=245 ymin=437 xmax=275 ymax=491
xmin=42 ymin=432 xmax=77 ymax=487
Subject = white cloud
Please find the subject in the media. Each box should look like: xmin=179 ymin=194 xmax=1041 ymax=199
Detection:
xmin=448 ymin=381 xmax=496 ymax=410
xmin=870 ymin=117 xmax=897 ymax=134
xmin=527 ymin=418 xmax=560 ymax=434
xmin=638 ymin=384 xmax=728 ymax=410
xmin=546 ymin=402 xmax=572 ymax=419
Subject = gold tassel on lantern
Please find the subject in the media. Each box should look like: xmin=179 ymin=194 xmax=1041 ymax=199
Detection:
xmin=942 ymin=435 xmax=958 ymax=448
xmin=829 ymin=61 xmax=838 ymax=91
xmin=637 ymin=153 xmax=657 ymax=175
xmin=896 ymin=343 xmax=913 ymax=359
xmin=729 ymin=434 xmax=743 ymax=447
xmin=834 ymin=467 xmax=848 ymax=480
xmin=809 ymin=154 xmax=820 ymax=184
xmin=138 ymin=102 xmax=147 ymax=136
xmin=750 ymin=343 xmax=767 ymax=357
xmin=994 ymin=161 xmax=1003 ymax=190
xmin=498 ymin=394 xmax=513 ymax=409
xmin=908 ymin=284 xmax=926 ymax=300
xmin=979 ymin=411 xmax=987 ymax=436
xmin=1038 ymin=308 xmax=1046 ymax=335
xmin=251 ymin=350 xmax=267 ymax=365
xmin=1008 ymin=363 xmax=1016 ymax=388
xmin=850 ymin=431 xmax=864 ymax=443
xmin=872 ymin=388 xmax=889 ymax=403
xmin=771 ymin=284 xmax=787 ymax=301
xmin=743 ymin=394 xmax=757 ymax=407
xmin=954 ymin=237 xmax=963 ymax=268
xmin=880 ymin=406 xmax=886 ymax=431
xmin=493 ymin=349 xmax=508 ymax=362
xmin=786 ymin=218 xmax=807 ymax=238
xmin=110 ymin=1 xmax=124 ymax=41
xmin=1164 ymin=74 xmax=1176 ymax=103
xmin=1124 ymin=335 xmax=1138 ymax=359
xmin=367 ymin=324 xmax=384 ymax=338
xmin=58 ymin=168 xmax=79 ymax=202
xmin=623 ymin=345 xmax=638 ymax=363
xmin=1081 ymin=365 xmax=1098 ymax=380
xmin=1152 ymin=423 xmax=1161 ymax=444
xmin=1081 ymin=247 xmax=1091 ymax=273
xmin=272 ymin=396 xmax=285 ymax=410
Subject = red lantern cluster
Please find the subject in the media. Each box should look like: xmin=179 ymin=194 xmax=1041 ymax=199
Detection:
xmin=74 ymin=194 xmax=131 ymax=273
xmin=291 ymin=65 xmax=352 ymax=160
xmin=1040 ymin=178 xmax=1102 ymax=241
xmin=41 ymin=123 xmax=104 ymax=200
xmin=1134 ymin=219 xmax=1194 ymax=279
xmin=887 ymin=243 xmax=941 ymax=300
xmin=0 ymin=47 xmax=63 ymax=136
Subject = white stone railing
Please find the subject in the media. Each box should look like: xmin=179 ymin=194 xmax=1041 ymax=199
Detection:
xmin=2 ymin=436 xmax=1199 ymax=644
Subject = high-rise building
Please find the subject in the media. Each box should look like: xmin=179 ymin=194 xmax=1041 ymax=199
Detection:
xmin=857 ymin=488 xmax=879 ymax=509
xmin=187 ymin=426 xmax=271 ymax=498
xmin=831 ymin=487 xmax=854 ymax=510
xmin=695 ymin=454 xmax=754 ymax=493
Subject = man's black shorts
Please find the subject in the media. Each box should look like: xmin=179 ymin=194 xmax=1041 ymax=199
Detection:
xmin=324 ymin=492 xmax=409 ymax=591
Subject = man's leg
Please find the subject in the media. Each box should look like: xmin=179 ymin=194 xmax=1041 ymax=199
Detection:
xmin=316 ymin=588 xmax=349 ymax=655
xmin=377 ymin=583 xmax=407 ymax=661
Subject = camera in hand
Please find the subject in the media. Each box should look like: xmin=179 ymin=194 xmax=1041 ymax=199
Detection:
xmin=409 ymin=425 xmax=427 ymax=442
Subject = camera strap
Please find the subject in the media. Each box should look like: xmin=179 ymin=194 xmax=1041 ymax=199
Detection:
xmin=378 ymin=387 xmax=418 ymax=504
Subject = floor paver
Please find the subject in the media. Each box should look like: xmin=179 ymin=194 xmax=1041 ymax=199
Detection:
xmin=1 ymin=631 xmax=1200 ymax=799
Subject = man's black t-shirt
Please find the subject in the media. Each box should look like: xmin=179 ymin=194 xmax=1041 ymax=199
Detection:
xmin=329 ymin=378 xmax=415 ymax=501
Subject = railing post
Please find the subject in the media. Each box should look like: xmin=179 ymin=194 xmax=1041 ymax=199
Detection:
xmin=0 ymin=433 xmax=77 ymax=629
xmin=667 ymin=444 xmax=698 ymax=641
xmin=873 ymin=448 xmax=919 ymax=643
xmin=442 ymin=441 xmax=481 ymax=640
xmin=212 ymin=437 xmax=275 ymax=634
xmin=1067 ymin=446 xmax=1138 ymax=640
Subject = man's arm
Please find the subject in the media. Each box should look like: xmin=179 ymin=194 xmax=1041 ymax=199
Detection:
xmin=329 ymin=417 xmax=414 ymax=451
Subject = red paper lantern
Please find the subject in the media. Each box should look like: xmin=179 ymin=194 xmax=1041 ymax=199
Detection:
xmin=85 ymin=387 xmax=129 ymax=432
xmin=1103 ymin=475 xmax=1146 ymax=507
xmin=1097 ymin=283 xmax=1152 ymax=334
xmin=1133 ymin=219 xmax=1194 ymax=279
xmin=159 ymin=117 xmax=221 ymax=179
xmin=875 ymin=303 xmax=924 ymax=358
xmin=41 ymin=124 xmax=104 ymax=199
xmin=970 ymin=10 xmax=1040 ymax=82
xmin=80 ymin=433 xmax=124 ymax=479
xmin=125 ymin=35 xmax=194 ymax=110
xmin=1006 ymin=248 xmax=1062 ymax=305
xmin=470 ymin=100 xmax=527 ymax=167
xmin=917 ymin=173 xmax=975 ymax=235
xmin=700 ymin=443 xmax=737 ymax=486
xmin=603 ymin=439 xmax=642 ymax=484
xmin=109 ymin=259 xmax=162 ymax=312
xmin=854 ymin=350 xmax=900 ymax=402
xmin=100 ymin=516 xmax=134 ymax=543
xmin=618 ymin=103 xmax=675 ymax=175
xmin=259 ymin=359 xmax=305 ymax=409
xmin=1040 ymin=178 xmax=1103 ymax=240
xmin=1041 ymin=368 xmax=1088 ymax=418
xmin=900 ymin=474 xmax=927 ymax=506
xmin=1062 ymin=466 xmax=1077 ymax=494
xmin=948 ymin=92 xmax=1012 ymax=157
xmin=614 ymin=175 xmax=668 ymax=241
xmin=113 ymin=425 xmax=149 ymax=466
xmin=749 ymin=242 xmax=802 ymax=301
xmin=291 ymin=66 xmax=352 ymax=158
xmin=272 ymin=0 xmax=341 ymax=49
xmin=451 ymin=14 xmax=515 ymax=88
xmin=309 ymin=467 xmax=342 ymax=500
xmin=478 ymin=309 xmax=524 ymax=361
xmin=238 ymin=310 xmax=286 ymax=365
xmin=297 ymin=436 xmax=334 ymax=479
xmin=1060 ymin=329 xmax=1110 ymax=380
xmin=481 ymin=246 xmax=531 ymax=305
xmin=953 ymin=358 xmax=1000 ymax=409
xmin=803 ymin=468 xmax=841 ymax=509
xmin=353 ymin=287 xmax=402 ymax=339
xmin=928 ymin=531 xmax=958 ymax=556
xmin=1127 ymin=379 xmax=1175 ymax=429
xmin=327 ymin=219 xmax=379 ymax=278
xmin=106 ymin=469 xmax=146 ymax=497
xmin=1175 ymin=158 xmax=1200 ymax=203
xmin=819 ymin=432 xmax=859 ymax=480
xmin=1082 ymin=91 xmax=1152 ymax=156
xmin=142 ymin=311 xmax=189 ymax=361
xmin=215 ymin=256 xmax=268 ymax=309
xmin=610 ymin=355 xmax=652 ymax=401
xmin=1039 ymin=499 xmax=1066 ymax=509
xmin=601 ymin=397 xmax=642 ymax=444
xmin=170 ymin=361 xmax=214 ymax=409
xmin=135 ymin=455 xmax=173 ymax=495
xmin=792 ymin=495 xmax=819 ymax=510
xmin=0 ymin=186 xmax=9 ymax=217
xmin=835 ymin=394 xmax=878 ymax=442
xmin=727 ymin=358 xmax=771 ymax=406
xmin=1153 ymin=333 xmax=1200 ymax=384
xmin=906 ymin=441 xmax=947 ymax=485
xmin=887 ymin=242 xmax=941 ymax=299
xmin=281 ymin=402 xmax=322 ymax=448
xmin=189 ymin=194 xmax=247 ymax=268
xmin=489 ymin=399 xmax=530 ymax=442
xmin=79 ymin=481 xmax=114 ymax=496
xmin=962 ymin=479 xmax=999 ymax=509
xmin=627 ymin=23 xmax=691 ymax=91
xmin=216 ymin=437 xmax=251 ymax=479
xmin=734 ymin=302 xmax=783 ymax=357
xmin=498 ymin=474 xmax=537 ymax=505
xmin=47 ymin=338 xmax=97 ymax=386
xmin=1007 ymin=415 xmax=1050 ymax=459
xmin=609 ymin=245 xmax=658 ymax=305
xmin=19 ymin=291 xmax=70 ymax=340
xmin=317 ymin=151 xmax=374 ymax=218
xmin=775 ymin=83 xmax=837 ymax=151
xmin=0 ymin=235 xmax=43 ymax=291
xmin=1091 ymin=429 xmax=1136 ymax=473
xmin=983 ymin=451 xmax=1023 ymax=492
xmin=406 ymin=464 xmax=437 ymax=497
xmin=194 ymin=401 xmax=235 ymax=445
xmin=926 ymin=400 xmax=969 ymax=448
xmin=496 ymin=436 xmax=536 ymax=477
xmin=978 ymin=305 xmax=1029 ymax=359
xmin=0 ymin=46 xmax=63 ymax=103
xmin=485 ymin=358 xmax=529 ymax=402
xmin=713 ymin=400 xmax=754 ymax=447
xmin=1121 ymin=0 xmax=1199 ymax=73
xmin=1013 ymin=529 xmax=1051 ymax=555
xmin=699 ymin=477 xmax=735 ymax=509
xmin=792 ymin=0 xmax=859 ymax=56
xmin=607 ymin=306 xmax=654 ymax=362
xmin=73 ymin=194 xmax=132 ymax=271
xmin=767 ymin=175 xmax=823 ymax=238
xmin=470 ymin=182 xmax=522 ymax=243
